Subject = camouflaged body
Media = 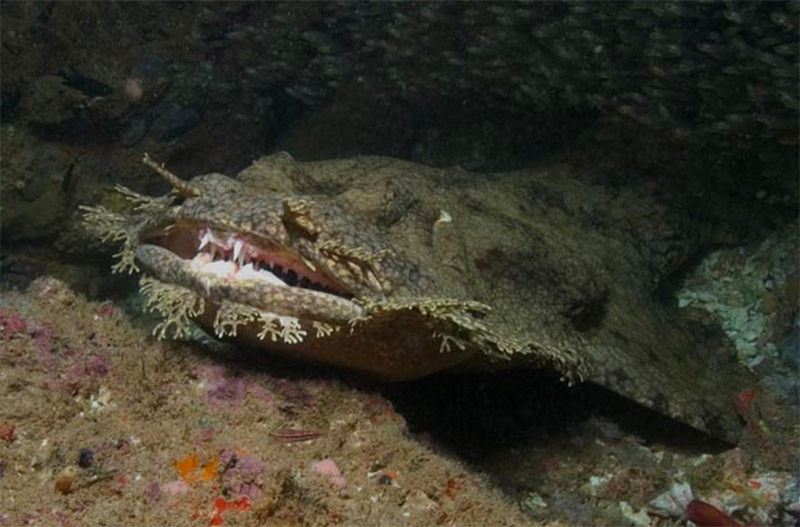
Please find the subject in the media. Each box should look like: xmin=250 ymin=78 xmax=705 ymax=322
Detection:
xmin=83 ymin=153 xmax=752 ymax=442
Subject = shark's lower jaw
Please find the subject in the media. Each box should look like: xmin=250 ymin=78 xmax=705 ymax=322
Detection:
xmin=134 ymin=224 xmax=365 ymax=330
xmin=132 ymin=241 xmax=479 ymax=382
xmin=133 ymin=244 xmax=481 ymax=381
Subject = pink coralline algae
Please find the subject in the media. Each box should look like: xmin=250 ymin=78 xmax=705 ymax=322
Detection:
xmin=268 ymin=378 xmax=315 ymax=408
xmin=219 ymin=451 xmax=268 ymax=500
xmin=65 ymin=356 xmax=110 ymax=380
xmin=62 ymin=356 xmax=111 ymax=394
xmin=208 ymin=377 xmax=248 ymax=409
xmin=31 ymin=323 xmax=54 ymax=358
xmin=145 ymin=481 xmax=162 ymax=503
xmin=312 ymin=459 xmax=346 ymax=490
xmin=21 ymin=322 xmax=59 ymax=373
xmin=196 ymin=365 xmax=249 ymax=410
xmin=195 ymin=365 xmax=274 ymax=410
xmin=0 ymin=307 xmax=27 ymax=338
xmin=160 ymin=480 xmax=190 ymax=496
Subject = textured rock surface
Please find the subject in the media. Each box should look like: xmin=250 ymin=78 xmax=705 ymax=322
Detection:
xmin=0 ymin=277 xmax=530 ymax=526
xmin=0 ymin=126 xmax=73 ymax=242
xmin=1 ymin=1 xmax=797 ymax=243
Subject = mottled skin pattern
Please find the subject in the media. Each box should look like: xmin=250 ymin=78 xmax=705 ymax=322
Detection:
xmin=83 ymin=153 xmax=752 ymax=442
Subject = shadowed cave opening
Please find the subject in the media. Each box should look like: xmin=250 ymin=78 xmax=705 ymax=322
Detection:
xmin=195 ymin=335 xmax=734 ymax=463
xmin=379 ymin=369 xmax=731 ymax=462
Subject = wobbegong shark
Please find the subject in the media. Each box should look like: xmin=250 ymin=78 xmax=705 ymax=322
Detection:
xmin=82 ymin=153 xmax=752 ymax=442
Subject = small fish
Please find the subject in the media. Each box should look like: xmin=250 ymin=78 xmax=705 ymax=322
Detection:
xmin=272 ymin=429 xmax=325 ymax=443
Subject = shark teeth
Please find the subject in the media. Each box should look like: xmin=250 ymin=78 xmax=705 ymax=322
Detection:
xmin=198 ymin=230 xmax=211 ymax=251
xmin=193 ymin=227 xmax=343 ymax=296
xmin=233 ymin=239 xmax=244 ymax=265
xmin=237 ymin=262 xmax=288 ymax=286
xmin=190 ymin=253 xmax=288 ymax=286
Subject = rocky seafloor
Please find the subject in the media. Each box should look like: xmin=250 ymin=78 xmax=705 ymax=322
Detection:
xmin=1 ymin=277 xmax=530 ymax=526
xmin=0 ymin=227 xmax=797 ymax=525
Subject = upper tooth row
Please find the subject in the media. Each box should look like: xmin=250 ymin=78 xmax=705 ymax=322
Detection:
xmin=198 ymin=228 xmax=246 ymax=265
xmin=198 ymin=228 xmax=229 ymax=251
xmin=198 ymin=230 xmax=211 ymax=251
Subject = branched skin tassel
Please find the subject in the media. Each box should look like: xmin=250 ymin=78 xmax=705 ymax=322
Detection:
xmin=139 ymin=276 xmax=204 ymax=339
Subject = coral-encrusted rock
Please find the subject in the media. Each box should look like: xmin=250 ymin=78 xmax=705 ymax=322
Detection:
xmin=19 ymin=75 xmax=88 ymax=127
xmin=0 ymin=307 xmax=27 ymax=339
xmin=0 ymin=126 xmax=72 ymax=242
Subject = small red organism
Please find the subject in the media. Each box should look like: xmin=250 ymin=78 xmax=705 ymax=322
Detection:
xmin=541 ymin=456 xmax=561 ymax=473
xmin=686 ymin=499 xmax=742 ymax=527
xmin=209 ymin=496 xmax=250 ymax=525
xmin=734 ymin=390 xmax=756 ymax=416
xmin=111 ymin=474 xmax=127 ymax=495
xmin=445 ymin=476 xmax=466 ymax=498
xmin=0 ymin=421 xmax=16 ymax=443
xmin=97 ymin=303 xmax=118 ymax=318
xmin=0 ymin=307 xmax=27 ymax=338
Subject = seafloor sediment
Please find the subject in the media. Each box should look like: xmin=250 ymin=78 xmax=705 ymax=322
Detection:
xmin=0 ymin=266 xmax=797 ymax=525
xmin=0 ymin=277 xmax=529 ymax=526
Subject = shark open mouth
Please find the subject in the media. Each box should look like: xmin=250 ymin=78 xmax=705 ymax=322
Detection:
xmin=131 ymin=219 xmax=366 ymax=330
xmin=141 ymin=223 xmax=353 ymax=299
xmin=189 ymin=227 xmax=350 ymax=297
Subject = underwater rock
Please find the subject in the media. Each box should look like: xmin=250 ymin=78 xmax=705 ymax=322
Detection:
xmin=19 ymin=74 xmax=87 ymax=127
xmin=151 ymin=104 xmax=203 ymax=141
xmin=59 ymin=64 xmax=112 ymax=97
xmin=4 ymin=2 xmax=796 ymax=159
xmin=0 ymin=126 xmax=72 ymax=242
xmin=0 ymin=276 xmax=528 ymax=526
